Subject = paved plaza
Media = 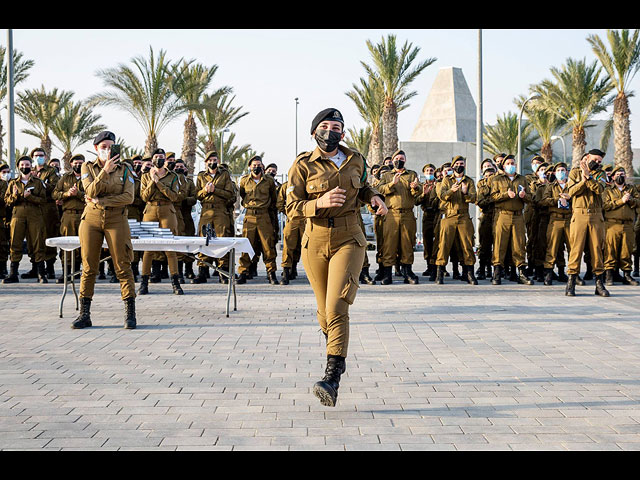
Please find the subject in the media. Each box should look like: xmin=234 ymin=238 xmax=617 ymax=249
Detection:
xmin=1 ymin=251 xmax=640 ymax=451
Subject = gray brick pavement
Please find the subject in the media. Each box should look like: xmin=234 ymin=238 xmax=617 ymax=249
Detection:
xmin=1 ymin=252 xmax=640 ymax=450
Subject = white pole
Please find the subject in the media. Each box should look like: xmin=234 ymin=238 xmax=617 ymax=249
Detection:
xmin=7 ymin=29 xmax=16 ymax=176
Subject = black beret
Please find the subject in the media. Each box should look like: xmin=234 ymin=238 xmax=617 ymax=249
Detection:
xmin=152 ymin=148 xmax=165 ymax=156
xmin=504 ymin=154 xmax=516 ymax=161
xmin=131 ymin=155 xmax=142 ymax=161
xmin=70 ymin=154 xmax=85 ymax=162
xmin=248 ymin=155 xmax=262 ymax=166
xmin=204 ymin=151 xmax=218 ymax=161
xmin=265 ymin=163 xmax=278 ymax=170
xmin=588 ymin=148 xmax=606 ymax=157
xmin=310 ymin=108 xmax=344 ymax=135
xmin=18 ymin=155 xmax=32 ymax=163
xmin=93 ymin=131 xmax=116 ymax=146
xmin=175 ymin=158 xmax=185 ymax=165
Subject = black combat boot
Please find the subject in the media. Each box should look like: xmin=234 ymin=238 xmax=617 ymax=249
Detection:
xmin=98 ymin=261 xmax=106 ymax=280
xmin=534 ymin=265 xmax=544 ymax=283
xmin=150 ymin=260 xmax=162 ymax=283
xmin=219 ymin=271 xmax=229 ymax=284
xmin=491 ymin=265 xmax=502 ymax=285
xmin=622 ymin=271 xmax=639 ymax=286
xmin=633 ymin=254 xmax=639 ymax=278
xmin=21 ymin=262 xmax=38 ymax=279
xmin=557 ymin=267 xmax=568 ymax=283
xmin=313 ymin=355 xmax=346 ymax=407
xmin=594 ymin=274 xmax=610 ymax=297
xmin=177 ymin=261 xmax=185 ymax=284
xmin=171 ymin=274 xmax=184 ymax=295
xmin=543 ymin=268 xmax=553 ymax=286
xmin=2 ymin=261 xmax=20 ymax=284
xmin=249 ymin=261 xmax=258 ymax=279
xmin=584 ymin=264 xmax=593 ymax=281
xmin=575 ymin=275 xmax=586 ymax=286
xmin=373 ymin=263 xmax=385 ymax=282
xmin=613 ymin=269 xmax=624 ymax=283
xmin=71 ymin=297 xmax=92 ymax=329
xmin=359 ymin=267 xmax=375 ymax=285
xmin=435 ymin=265 xmax=444 ymax=285
xmin=464 ymin=265 xmax=478 ymax=285
xmin=403 ymin=264 xmax=419 ymax=284
xmin=46 ymin=258 xmax=56 ymax=279
xmin=237 ymin=272 xmax=248 ymax=284
xmin=422 ymin=266 xmax=430 ymax=276
xmin=0 ymin=261 xmax=7 ymax=280
xmin=291 ymin=263 xmax=298 ymax=280
xmin=476 ymin=262 xmax=486 ymax=280
xmin=139 ymin=275 xmax=149 ymax=295
xmin=124 ymin=297 xmax=136 ymax=329
xmin=131 ymin=262 xmax=140 ymax=283
xmin=191 ymin=266 xmax=209 ymax=284
xmin=110 ymin=270 xmax=118 ymax=283
xmin=565 ymin=274 xmax=576 ymax=296
xmin=429 ymin=264 xmax=437 ymax=282
xmin=184 ymin=261 xmax=195 ymax=280
xmin=605 ymin=269 xmax=614 ymax=286
xmin=517 ymin=266 xmax=534 ymax=285
xmin=486 ymin=264 xmax=492 ymax=279
xmin=267 ymin=270 xmax=280 ymax=285
xmin=509 ymin=266 xmax=518 ymax=282
xmin=382 ymin=266 xmax=393 ymax=285
xmin=394 ymin=261 xmax=402 ymax=277
xmin=281 ymin=267 xmax=291 ymax=285
xmin=452 ymin=262 xmax=461 ymax=280
xmin=37 ymin=261 xmax=48 ymax=284
xmin=160 ymin=261 xmax=169 ymax=279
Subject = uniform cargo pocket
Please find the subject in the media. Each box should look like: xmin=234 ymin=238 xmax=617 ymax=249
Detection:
xmin=351 ymin=175 xmax=362 ymax=189
xmin=301 ymin=233 xmax=310 ymax=249
xmin=340 ymin=273 xmax=360 ymax=305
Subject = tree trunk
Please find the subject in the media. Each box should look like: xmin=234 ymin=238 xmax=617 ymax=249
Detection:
xmin=145 ymin=134 xmax=158 ymax=158
xmin=572 ymin=125 xmax=586 ymax=169
xmin=62 ymin=150 xmax=72 ymax=172
xmin=181 ymin=112 xmax=197 ymax=174
xmin=613 ymin=92 xmax=633 ymax=174
xmin=381 ymin=98 xmax=398 ymax=159
xmin=204 ymin=135 xmax=217 ymax=155
xmin=0 ymin=117 xmax=4 ymax=164
xmin=367 ymin=123 xmax=383 ymax=167
xmin=41 ymin=136 xmax=52 ymax=161
xmin=540 ymin=141 xmax=553 ymax=163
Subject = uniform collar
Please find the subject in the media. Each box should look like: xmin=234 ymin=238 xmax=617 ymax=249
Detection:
xmin=309 ymin=144 xmax=354 ymax=163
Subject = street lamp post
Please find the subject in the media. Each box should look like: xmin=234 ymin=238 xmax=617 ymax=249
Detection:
xmin=517 ymin=93 xmax=540 ymax=174
xmin=475 ymin=29 xmax=483 ymax=235
xmin=7 ymin=29 xmax=15 ymax=177
xmin=551 ymin=135 xmax=566 ymax=164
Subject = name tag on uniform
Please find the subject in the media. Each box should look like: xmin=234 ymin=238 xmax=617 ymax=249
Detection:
xmin=81 ymin=173 xmax=89 ymax=180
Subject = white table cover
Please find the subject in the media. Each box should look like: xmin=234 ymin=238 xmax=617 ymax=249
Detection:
xmin=46 ymin=236 xmax=255 ymax=259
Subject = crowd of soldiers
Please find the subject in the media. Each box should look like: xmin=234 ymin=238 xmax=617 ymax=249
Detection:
xmin=1 ymin=146 xmax=640 ymax=299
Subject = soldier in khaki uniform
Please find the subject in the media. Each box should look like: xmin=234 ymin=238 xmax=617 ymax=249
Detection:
xmin=0 ymin=163 xmax=11 ymax=279
xmin=72 ymin=131 xmax=137 ymax=329
xmin=191 ymin=151 xmax=236 ymax=284
xmin=434 ymin=156 xmax=478 ymax=285
xmin=52 ymin=154 xmax=86 ymax=283
xmin=565 ymin=149 xmax=610 ymax=297
xmin=475 ymin=159 xmax=497 ymax=280
xmin=489 ymin=155 xmax=534 ymax=285
xmin=370 ymin=164 xmax=390 ymax=282
xmin=138 ymin=148 xmax=184 ymax=296
xmin=2 ymin=156 xmax=48 ymax=283
xmin=602 ymin=166 xmax=640 ymax=286
xmin=524 ymin=155 xmax=545 ymax=276
xmin=634 ymin=205 xmax=640 ymax=278
xmin=237 ymin=156 xmax=280 ymax=285
xmin=375 ymin=149 xmax=421 ymax=285
xmin=276 ymin=179 xmax=305 ymax=285
xmin=286 ymin=108 xmax=387 ymax=407
xmin=530 ymin=161 xmax=551 ymax=282
xmin=124 ymin=156 xmax=145 ymax=282
xmin=166 ymin=156 xmax=189 ymax=283
xmin=175 ymin=159 xmax=197 ymax=280
xmin=416 ymin=163 xmax=438 ymax=278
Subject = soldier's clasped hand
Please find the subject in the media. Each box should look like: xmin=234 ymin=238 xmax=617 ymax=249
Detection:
xmin=316 ymin=186 xmax=346 ymax=209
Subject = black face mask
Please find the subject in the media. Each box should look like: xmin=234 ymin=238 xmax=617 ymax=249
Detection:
xmin=315 ymin=129 xmax=342 ymax=152
xmin=454 ymin=165 xmax=465 ymax=175
xmin=166 ymin=161 xmax=176 ymax=171
xmin=547 ymin=173 xmax=556 ymax=183
xmin=134 ymin=164 xmax=142 ymax=174
xmin=615 ymin=175 xmax=625 ymax=185
xmin=252 ymin=166 xmax=263 ymax=175
xmin=207 ymin=162 xmax=218 ymax=171
xmin=142 ymin=166 xmax=151 ymax=174
xmin=268 ymin=171 xmax=276 ymax=177
xmin=19 ymin=167 xmax=31 ymax=176
xmin=393 ymin=160 xmax=405 ymax=170
xmin=588 ymin=160 xmax=600 ymax=171
xmin=152 ymin=158 xmax=165 ymax=168
xmin=72 ymin=165 xmax=83 ymax=174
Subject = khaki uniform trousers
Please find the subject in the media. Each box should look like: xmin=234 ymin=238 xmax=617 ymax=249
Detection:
xmin=282 ymin=217 xmax=304 ymax=269
xmin=59 ymin=209 xmax=83 ymax=269
xmin=543 ymin=214 xmax=571 ymax=269
xmin=9 ymin=205 xmax=46 ymax=263
xmin=42 ymin=201 xmax=61 ymax=262
xmin=141 ymin=204 xmax=179 ymax=276
xmin=421 ymin=213 xmax=437 ymax=264
xmin=79 ymin=207 xmax=135 ymax=300
xmin=197 ymin=207 xmax=234 ymax=271
xmin=435 ymin=213 xmax=475 ymax=266
xmin=302 ymin=216 xmax=366 ymax=358
xmin=567 ymin=211 xmax=605 ymax=276
xmin=493 ymin=210 xmax=527 ymax=268
xmin=381 ymin=209 xmax=416 ymax=267
xmin=604 ymin=220 xmax=635 ymax=271
xmin=478 ymin=210 xmax=494 ymax=266
xmin=238 ymin=211 xmax=277 ymax=274
xmin=534 ymin=213 xmax=550 ymax=267
xmin=374 ymin=214 xmax=384 ymax=265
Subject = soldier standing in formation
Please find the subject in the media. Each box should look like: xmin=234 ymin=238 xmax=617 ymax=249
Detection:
xmin=0 ymin=163 xmax=10 ymax=279
xmin=475 ymin=159 xmax=497 ymax=280
xmin=416 ymin=163 xmax=438 ymax=279
xmin=276 ymin=177 xmax=304 ymax=285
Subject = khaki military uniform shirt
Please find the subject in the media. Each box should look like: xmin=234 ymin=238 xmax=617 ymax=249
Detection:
xmin=53 ymin=172 xmax=86 ymax=211
xmin=81 ymin=160 xmax=135 ymax=209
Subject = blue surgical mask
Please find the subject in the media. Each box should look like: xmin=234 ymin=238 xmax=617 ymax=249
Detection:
xmin=505 ymin=165 xmax=516 ymax=175
xmin=425 ymin=174 xmax=435 ymax=181
xmin=556 ymin=171 xmax=567 ymax=182
xmin=34 ymin=156 xmax=46 ymax=166
xmin=537 ymin=171 xmax=546 ymax=180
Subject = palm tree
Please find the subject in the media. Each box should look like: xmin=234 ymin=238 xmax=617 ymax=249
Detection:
xmin=587 ymin=29 xmax=640 ymax=174
xmin=172 ymin=60 xmax=232 ymax=173
xmin=0 ymin=47 xmax=34 ymax=163
xmin=51 ymin=99 xmax=106 ymax=170
xmin=515 ymin=94 xmax=568 ymax=162
xmin=346 ymin=76 xmax=384 ymax=166
xmin=16 ymin=86 xmax=74 ymax=159
xmin=532 ymin=57 xmax=613 ymax=167
xmin=344 ymin=125 xmax=372 ymax=158
xmin=483 ymin=112 xmax=539 ymax=159
xmin=361 ymin=34 xmax=436 ymax=158
xmin=90 ymin=46 xmax=186 ymax=156
xmin=196 ymin=93 xmax=248 ymax=155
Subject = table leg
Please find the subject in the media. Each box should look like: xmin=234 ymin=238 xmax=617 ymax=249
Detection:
xmin=232 ymin=248 xmax=237 ymax=311
xmin=59 ymin=249 xmax=68 ymax=318
xmin=71 ymin=250 xmax=79 ymax=310
xmin=226 ymin=249 xmax=232 ymax=318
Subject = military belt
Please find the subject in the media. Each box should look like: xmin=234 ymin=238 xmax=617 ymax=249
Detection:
xmin=497 ymin=209 xmax=523 ymax=216
xmin=550 ymin=212 xmax=571 ymax=220
xmin=311 ymin=213 xmax=359 ymax=228
xmin=605 ymin=218 xmax=633 ymax=224
xmin=575 ymin=208 xmax=602 ymax=215
xmin=148 ymin=201 xmax=171 ymax=206
xmin=390 ymin=208 xmax=413 ymax=213
xmin=246 ymin=208 xmax=268 ymax=215
xmin=64 ymin=208 xmax=85 ymax=214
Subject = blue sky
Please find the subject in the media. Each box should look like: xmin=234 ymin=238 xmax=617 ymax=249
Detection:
xmin=3 ymin=28 xmax=636 ymax=173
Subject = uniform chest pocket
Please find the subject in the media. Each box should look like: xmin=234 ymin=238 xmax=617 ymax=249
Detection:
xmin=351 ymin=175 xmax=362 ymax=190
xmin=306 ymin=179 xmax=330 ymax=195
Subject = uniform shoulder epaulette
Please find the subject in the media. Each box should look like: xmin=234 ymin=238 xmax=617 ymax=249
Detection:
xmin=294 ymin=151 xmax=313 ymax=164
